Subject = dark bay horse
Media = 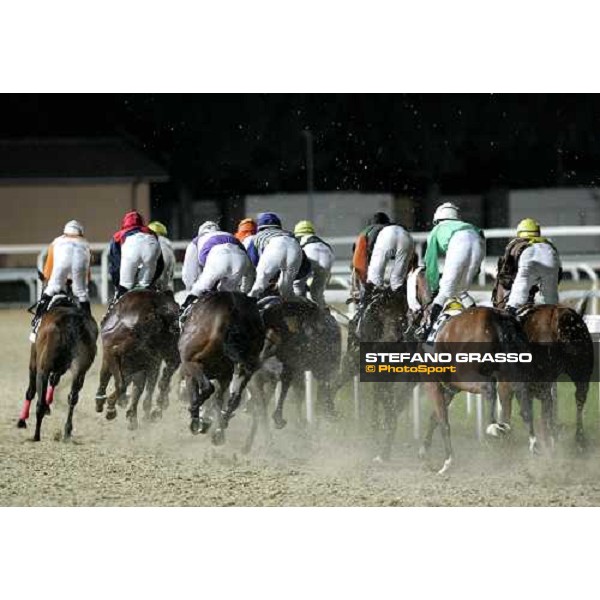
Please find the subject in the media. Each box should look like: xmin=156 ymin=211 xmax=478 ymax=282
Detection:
xmin=95 ymin=289 xmax=180 ymax=430
xmin=492 ymin=281 xmax=593 ymax=449
xmin=179 ymin=291 xmax=264 ymax=445
xmin=333 ymin=286 xmax=411 ymax=461
xmin=17 ymin=298 xmax=98 ymax=441
xmin=243 ymin=298 xmax=341 ymax=451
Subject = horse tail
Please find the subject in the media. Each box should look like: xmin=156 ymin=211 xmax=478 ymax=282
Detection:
xmin=223 ymin=294 xmax=260 ymax=367
xmin=576 ymin=292 xmax=591 ymax=317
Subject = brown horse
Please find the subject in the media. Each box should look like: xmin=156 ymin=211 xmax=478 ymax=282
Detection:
xmin=242 ymin=298 xmax=341 ymax=452
xmin=407 ymin=268 xmax=532 ymax=473
xmin=95 ymin=289 xmax=180 ymax=430
xmin=492 ymin=281 xmax=593 ymax=450
xmin=17 ymin=297 xmax=98 ymax=441
xmin=333 ymin=286 xmax=411 ymax=461
xmin=179 ymin=291 xmax=264 ymax=445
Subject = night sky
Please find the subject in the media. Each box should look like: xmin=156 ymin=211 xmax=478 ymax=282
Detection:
xmin=1 ymin=94 xmax=598 ymax=200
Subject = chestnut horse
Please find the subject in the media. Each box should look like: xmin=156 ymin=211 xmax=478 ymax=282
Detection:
xmin=407 ymin=268 xmax=532 ymax=474
xmin=179 ymin=291 xmax=264 ymax=445
xmin=492 ymin=281 xmax=593 ymax=450
xmin=17 ymin=296 xmax=98 ymax=441
xmin=95 ymin=289 xmax=180 ymax=429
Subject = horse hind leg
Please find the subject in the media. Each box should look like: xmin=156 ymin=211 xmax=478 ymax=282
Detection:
xmin=125 ymin=371 xmax=146 ymax=431
xmin=374 ymin=383 xmax=398 ymax=463
xmin=141 ymin=363 xmax=160 ymax=421
xmin=575 ymin=381 xmax=589 ymax=452
xmin=211 ymin=376 xmax=232 ymax=446
xmin=17 ymin=363 xmax=37 ymax=429
xmin=64 ymin=372 xmax=86 ymax=441
xmin=33 ymin=371 xmax=50 ymax=442
xmin=95 ymin=354 xmax=112 ymax=413
xmin=156 ymin=356 xmax=179 ymax=414
xmin=186 ymin=363 xmax=215 ymax=435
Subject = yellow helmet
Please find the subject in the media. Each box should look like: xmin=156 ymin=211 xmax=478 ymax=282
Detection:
xmin=148 ymin=221 xmax=168 ymax=237
xmin=516 ymin=218 xmax=541 ymax=238
xmin=294 ymin=220 xmax=315 ymax=236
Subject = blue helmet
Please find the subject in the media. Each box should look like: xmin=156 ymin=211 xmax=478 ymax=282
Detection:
xmin=257 ymin=212 xmax=282 ymax=230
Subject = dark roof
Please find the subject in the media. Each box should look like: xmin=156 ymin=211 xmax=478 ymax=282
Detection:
xmin=0 ymin=137 xmax=168 ymax=182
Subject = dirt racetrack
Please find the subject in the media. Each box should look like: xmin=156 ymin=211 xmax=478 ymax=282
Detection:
xmin=2 ymin=307 xmax=600 ymax=506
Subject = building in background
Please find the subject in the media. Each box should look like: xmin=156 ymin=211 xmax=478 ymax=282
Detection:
xmin=0 ymin=137 xmax=168 ymax=266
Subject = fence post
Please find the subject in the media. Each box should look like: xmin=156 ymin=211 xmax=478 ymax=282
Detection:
xmin=305 ymin=371 xmax=314 ymax=425
xmin=412 ymin=384 xmax=421 ymax=440
xmin=353 ymin=375 xmax=360 ymax=421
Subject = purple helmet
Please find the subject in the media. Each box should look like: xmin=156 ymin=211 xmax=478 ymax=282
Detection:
xmin=257 ymin=212 xmax=282 ymax=230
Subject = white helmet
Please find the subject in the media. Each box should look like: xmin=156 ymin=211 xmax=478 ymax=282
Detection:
xmin=64 ymin=220 xmax=84 ymax=236
xmin=433 ymin=202 xmax=460 ymax=224
xmin=197 ymin=221 xmax=219 ymax=237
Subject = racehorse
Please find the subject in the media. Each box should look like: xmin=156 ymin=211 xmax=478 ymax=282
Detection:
xmin=95 ymin=289 xmax=180 ymax=430
xmin=333 ymin=285 xmax=412 ymax=461
xmin=407 ymin=267 xmax=532 ymax=474
xmin=17 ymin=286 xmax=98 ymax=441
xmin=492 ymin=280 xmax=593 ymax=450
xmin=178 ymin=291 xmax=264 ymax=445
xmin=242 ymin=298 xmax=341 ymax=452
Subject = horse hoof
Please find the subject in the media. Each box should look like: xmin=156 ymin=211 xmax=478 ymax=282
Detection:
xmin=95 ymin=399 xmax=105 ymax=413
xmin=127 ymin=419 xmax=138 ymax=431
xmin=150 ymin=408 xmax=163 ymax=421
xmin=32 ymin=435 xmax=41 ymax=442
xmin=437 ymin=457 xmax=452 ymax=475
xmin=105 ymin=408 xmax=117 ymax=421
xmin=190 ymin=417 xmax=211 ymax=435
xmin=272 ymin=414 xmax=287 ymax=430
xmin=528 ymin=436 xmax=539 ymax=455
xmin=212 ymin=429 xmax=225 ymax=446
xmin=486 ymin=423 xmax=504 ymax=437
xmin=17 ymin=419 xmax=27 ymax=429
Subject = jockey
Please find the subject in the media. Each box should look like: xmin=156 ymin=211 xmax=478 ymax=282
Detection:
xmin=247 ymin=212 xmax=303 ymax=299
xmin=292 ymin=220 xmax=335 ymax=307
xmin=419 ymin=202 xmax=486 ymax=339
xmin=234 ymin=217 xmax=257 ymax=243
xmin=31 ymin=220 xmax=91 ymax=340
xmin=148 ymin=221 xmax=176 ymax=292
xmin=351 ymin=212 xmax=392 ymax=298
xmin=181 ymin=220 xmax=255 ymax=309
xmin=108 ymin=210 xmax=163 ymax=300
xmin=367 ymin=222 xmax=414 ymax=292
xmin=498 ymin=218 xmax=561 ymax=315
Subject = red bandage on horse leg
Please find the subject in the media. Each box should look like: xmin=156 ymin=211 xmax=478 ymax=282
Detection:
xmin=20 ymin=399 xmax=31 ymax=420
xmin=46 ymin=386 xmax=55 ymax=406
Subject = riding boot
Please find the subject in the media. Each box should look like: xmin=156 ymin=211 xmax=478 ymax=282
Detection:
xmin=181 ymin=294 xmax=198 ymax=312
xmin=420 ymin=302 xmax=443 ymax=341
xmin=80 ymin=301 xmax=92 ymax=317
xmin=30 ymin=293 xmax=51 ymax=342
xmin=506 ymin=305 xmax=518 ymax=317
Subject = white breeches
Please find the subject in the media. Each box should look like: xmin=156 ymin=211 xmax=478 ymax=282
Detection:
xmin=249 ymin=236 xmax=302 ymax=300
xmin=507 ymin=243 xmax=560 ymax=308
xmin=433 ymin=229 xmax=485 ymax=307
xmin=293 ymin=242 xmax=335 ymax=307
xmin=120 ymin=233 xmax=161 ymax=290
xmin=191 ymin=244 xmax=255 ymax=294
xmin=46 ymin=243 xmax=90 ymax=302
xmin=367 ymin=225 xmax=414 ymax=290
